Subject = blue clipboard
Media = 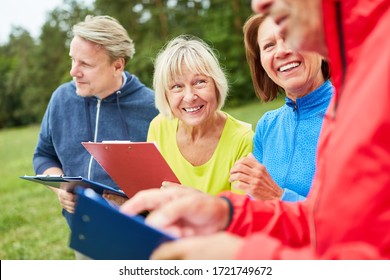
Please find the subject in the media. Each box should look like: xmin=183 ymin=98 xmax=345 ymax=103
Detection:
xmin=20 ymin=175 xmax=127 ymax=197
xmin=69 ymin=188 xmax=176 ymax=260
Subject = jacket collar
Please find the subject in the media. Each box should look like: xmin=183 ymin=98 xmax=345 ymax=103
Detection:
xmin=285 ymin=79 xmax=334 ymax=118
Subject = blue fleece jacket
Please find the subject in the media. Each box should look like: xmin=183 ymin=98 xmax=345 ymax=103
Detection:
xmin=253 ymin=80 xmax=333 ymax=202
xmin=33 ymin=72 xmax=158 ymax=224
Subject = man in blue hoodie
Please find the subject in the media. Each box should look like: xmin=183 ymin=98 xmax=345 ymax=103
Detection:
xmin=32 ymin=15 xmax=158 ymax=250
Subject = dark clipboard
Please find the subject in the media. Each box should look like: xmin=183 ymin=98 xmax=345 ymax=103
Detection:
xmin=82 ymin=142 xmax=180 ymax=198
xmin=69 ymin=187 xmax=176 ymax=260
xmin=20 ymin=175 xmax=127 ymax=197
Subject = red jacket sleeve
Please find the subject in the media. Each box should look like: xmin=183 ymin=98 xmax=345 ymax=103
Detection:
xmin=219 ymin=192 xmax=310 ymax=246
xmin=235 ymin=234 xmax=383 ymax=259
xmin=218 ymin=193 xmax=385 ymax=259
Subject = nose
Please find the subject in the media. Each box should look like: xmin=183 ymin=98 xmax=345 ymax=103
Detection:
xmin=251 ymin=0 xmax=274 ymax=14
xmin=275 ymin=40 xmax=291 ymax=58
xmin=183 ymin=87 xmax=197 ymax=102
xmin=69 ymin=62 xmax=81 ymax=78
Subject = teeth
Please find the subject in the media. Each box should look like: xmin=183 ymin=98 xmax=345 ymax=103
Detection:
xmin=185 ymin=106 xmax=201 ymax=112
xmin=280 ymin=62 xmax=300 ymax=72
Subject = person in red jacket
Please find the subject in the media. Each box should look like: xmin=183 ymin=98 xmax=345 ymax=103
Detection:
xmin=121 ymin=0 xmax=390 ymax=259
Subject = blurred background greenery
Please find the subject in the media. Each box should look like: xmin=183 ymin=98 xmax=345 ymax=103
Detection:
xmin=0 ymin=0 xmax=287 ymax=259
xmin=0 ymin=0 xmax=266 ymax=129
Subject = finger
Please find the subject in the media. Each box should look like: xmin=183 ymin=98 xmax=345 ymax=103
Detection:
xmin=230 ymin=157 xmax=259 ymax=175
xmin=120 ymin=187 xmax=191 ymax=215
xmin=230 ymin=156 xmax=249 ymax=172
xmin=58 ymin=189 xmax=74 ymax=199
xmin=64 ymin=205 xmax=75 ymax=214
xmin=162 ymin=182 xmax=202 ymax=195
xmin=61 ymin=198 xmax=76 ymax=213
xmin=120 ymin=189 xmax=169 ymax=215
xmin=247 ymin=152 xmax=256 ymax=160
xmin=241 ymin=153 xmax=261 ymax=168
xmin=231 ymin=180 xmax=251 ymax=193
xmin=229 ymin=170 xmax=254 ymax=185
xmin=145 ymin=194 xmax=200 ymax=229
xmin=145 ymin=192 xmax=223 ymax=233
xmin=161 ymin=181 xmax=182 ymax=188
xmin=58 ymin=191 xmax=76 ymax=207
xmin=144 ymin=203 xmax=181 ymax=229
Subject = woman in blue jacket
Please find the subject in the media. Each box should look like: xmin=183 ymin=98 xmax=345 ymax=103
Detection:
xmin=229 ymin=14 xmax=333 ymax=202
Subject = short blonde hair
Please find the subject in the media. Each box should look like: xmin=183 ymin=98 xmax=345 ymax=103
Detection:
xmin=153 ymin=35 xmax=228 ymax=118
xmin=72 ymin=15 xmax=135 ymax=65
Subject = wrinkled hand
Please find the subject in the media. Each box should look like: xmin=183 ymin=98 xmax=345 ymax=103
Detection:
xmin=151 ymin=232 xmax=243 ymax=260
xmin=120 ymin=187 xmax=230 ymax=238
xmin=102 ymin=192 xmax=128 ymax=206
xmin=230 ymin=153 xmax=283 ymax=200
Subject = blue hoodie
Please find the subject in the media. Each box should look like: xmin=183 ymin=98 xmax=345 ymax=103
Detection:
xmin=33 ymin=72 xmax=158 ymax=224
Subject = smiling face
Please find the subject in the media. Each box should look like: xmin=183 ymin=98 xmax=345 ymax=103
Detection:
xmin=257 ymin=17 xmax=324 ymax=100
xmin=166 ymin=64 xmax=219 ymax=127
xmin=69 ymin=36 xmax=124 ymax=99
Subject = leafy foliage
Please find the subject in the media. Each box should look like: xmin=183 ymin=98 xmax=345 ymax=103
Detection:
xmin=0 ymin=0 xmax=257 ymax=129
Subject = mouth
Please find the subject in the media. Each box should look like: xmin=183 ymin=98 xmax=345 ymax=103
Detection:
xmin=183 ymin=105 xmax=204 ymax=113
xmin=278 ymin=62 xmax=301 ymax=72
xmin=75 ymin=80 xmax=88 ymax=85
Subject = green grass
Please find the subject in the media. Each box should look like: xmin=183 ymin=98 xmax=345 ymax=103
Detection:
xmin=0 ymin=125 xmax=74 ymax=259
xmin=0 ymin=99 xmax=284 ymax=259
xmin=226 ymin=97 xmax=285 ymax=128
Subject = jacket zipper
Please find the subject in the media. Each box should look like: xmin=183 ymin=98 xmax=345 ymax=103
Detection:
xmin=283 ymin=103 xmax=300 ymax=187
xmin=310 ymin=0 xmax=346 ymax=252
xmin=87 ymin=99 xmax=102 ymax=180
xmin=333 ymin=0 xmax=347 ymax=118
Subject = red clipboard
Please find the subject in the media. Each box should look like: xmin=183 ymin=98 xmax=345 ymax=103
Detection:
xmin=82 ymin=142 xmax=180 ymax=198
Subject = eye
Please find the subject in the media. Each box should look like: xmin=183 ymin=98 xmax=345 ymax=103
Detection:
xmin=70 ymin=58 xmax=92 ymax=68
xmin=194 ymin=78 xmax=208 ymax=88
xmin=82 ymin=61 xmax=93 ymax=67
xmin=263 ymin=42 xmax=275 ymax=51
xmin=170 ymin=84 xmax=182 ymax=93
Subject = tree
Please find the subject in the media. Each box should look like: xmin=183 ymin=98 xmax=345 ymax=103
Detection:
xmin=0 ymin=29 xmax=37 ymax=128
xmin=0 ymin=0 xmax=257 ymax=129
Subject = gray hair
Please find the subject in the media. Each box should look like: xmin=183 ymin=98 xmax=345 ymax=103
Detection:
xmin=153 ymin=35 xmax=228 ymax=119
xmin=72 ymin=15 xmax=135 ymax=65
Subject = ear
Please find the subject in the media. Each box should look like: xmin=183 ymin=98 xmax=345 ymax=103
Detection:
xmin=113 ymin=58 xmax=125 ymax=73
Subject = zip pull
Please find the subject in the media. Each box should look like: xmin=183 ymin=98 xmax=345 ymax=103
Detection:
xmin=94 ymin=99 xmax=102 ymax=142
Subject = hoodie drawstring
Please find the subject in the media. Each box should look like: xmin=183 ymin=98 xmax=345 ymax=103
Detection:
xmin=116 ymin=91 xmax=130 ymax=139
xmin=84 ymin=98 xmax=93 ymax=141
xmin=84 ymin=92 xmax=130 ymax=179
